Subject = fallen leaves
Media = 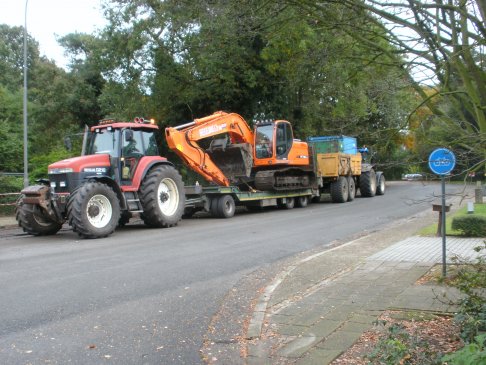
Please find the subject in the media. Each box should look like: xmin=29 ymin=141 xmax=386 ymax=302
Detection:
xmin=331 ymin=310 xmax=463 ymax=365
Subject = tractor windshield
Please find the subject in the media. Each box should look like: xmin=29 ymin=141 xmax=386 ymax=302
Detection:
xmin=87 ymin=128 xmax=120 ymax=157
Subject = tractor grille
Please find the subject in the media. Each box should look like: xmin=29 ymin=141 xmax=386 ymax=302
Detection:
xmin=49 ymin=172 xmax=87 ymax=194
xmin=49 ymin=173 xmax=70 ymax=193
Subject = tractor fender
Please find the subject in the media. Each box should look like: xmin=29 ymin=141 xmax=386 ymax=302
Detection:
xmin=361 ymin=163 xmax=374 ymax=173
xmin=130 ymin=157 xmax=174 ymax=190
xmin=83 ymin=175 xmax=126 ymax=210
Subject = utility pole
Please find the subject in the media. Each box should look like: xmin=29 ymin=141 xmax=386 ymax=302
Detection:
xmin=23 ymin=0 xmax=29 ymax=188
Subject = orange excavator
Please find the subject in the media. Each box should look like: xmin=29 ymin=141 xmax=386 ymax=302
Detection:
xmin=165 ymin=111 xmax=314 ymax=191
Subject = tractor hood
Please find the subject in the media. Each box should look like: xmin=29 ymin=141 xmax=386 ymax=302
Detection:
xmin=48 ymin=154 xmax=111 ymax=174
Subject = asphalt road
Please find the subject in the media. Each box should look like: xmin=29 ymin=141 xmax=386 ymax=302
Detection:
xmin=0 ymin=181 xmax=461 ymax=364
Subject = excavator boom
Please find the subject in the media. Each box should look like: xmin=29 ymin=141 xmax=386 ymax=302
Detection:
xmin=165 ymin=111 xmax=254 ymax=186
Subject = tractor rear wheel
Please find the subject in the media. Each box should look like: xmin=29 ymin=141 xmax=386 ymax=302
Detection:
xmin=67 ymin=181 xmax=120 ymax=238
xmin=330 ymin=176 xmax=349 ymax=203
xmin=139 ymin=165 xmax=185 ymax=227
xmin=16 ymin=198 xmax=62 ymax=236
xmin=359 ymin=169 xmax=377 ymax=197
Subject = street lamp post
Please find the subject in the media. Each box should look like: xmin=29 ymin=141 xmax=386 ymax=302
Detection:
xmin=23 ymin=0 xmax=29 ymax=188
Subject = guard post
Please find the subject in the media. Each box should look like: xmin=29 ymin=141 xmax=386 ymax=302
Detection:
xmin=432 ymin=202 xmax=451 ymax=237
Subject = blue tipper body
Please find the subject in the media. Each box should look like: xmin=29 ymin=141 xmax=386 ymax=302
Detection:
xmin=307 ymin=136 xmax=358 ymax=155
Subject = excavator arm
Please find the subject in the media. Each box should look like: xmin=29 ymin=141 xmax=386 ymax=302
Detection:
xmin=165 ymin=111 xmax=254 ymax=186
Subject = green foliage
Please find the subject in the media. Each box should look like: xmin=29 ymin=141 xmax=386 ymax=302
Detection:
xmin=29 ymin=147 xmax=72 ymax=181
xmin=0 ymin=176 xmax=22 ymax=216
xmin=442 ymin=334 xmax=486 ymax=365
xmin=0 ymin=24 xmax=97 ymax=180
xmin=449 ymin=243 xmax=486 ymax=343
xmin=451 ymin=216 xmax=486 ymax=237
xmin=92 ymin=0 xmax=415 ymax=156
xmin=0 ymin=85 xmax=23 ymax=172
xmin=367 ymin=323 xmax=443 ymax=364
xmin=0 ymin=24 xmax=39 ymax=91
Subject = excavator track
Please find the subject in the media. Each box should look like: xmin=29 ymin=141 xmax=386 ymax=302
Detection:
xmin=254 ymin=169 xmax=312 ymax=191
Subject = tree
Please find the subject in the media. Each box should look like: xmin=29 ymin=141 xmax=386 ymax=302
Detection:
xmin=292 ymin=0 xmax=486 ymax=176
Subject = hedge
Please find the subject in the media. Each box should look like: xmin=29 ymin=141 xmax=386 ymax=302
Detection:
xmin=451 ymin=215 xmax=486 ymax=237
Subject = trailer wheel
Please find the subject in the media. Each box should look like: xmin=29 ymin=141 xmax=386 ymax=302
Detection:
xmin=278 ymin=197 xmax=295 ymax=209
xmin=139 ymin=165 xmax=185 ymax=227
xmin=376 ymin=174 xmax=386 ymax=195
xmin=16 ymin=198 xmax=62 ymax=236
xmin=212 ymin=195 xmax=235 ymax=218
xmin=347 ymin=176 xmax=356 ymax=202
xmin=359 ymin=169 xmax=377 ymax=197
xmin=295 ymin=196 xmax=309 ymax=208
xmin=330 ymin=176 xmax=349 ymax=203
xmin=67 ymin=181 xmax=120 ymax=238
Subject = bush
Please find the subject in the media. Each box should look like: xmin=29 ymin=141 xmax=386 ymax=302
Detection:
xmin=451 ymin=215 xmax=486 ymax=237
xmin=0 ymin=176 xmax=22 ymax=216
xmin=367 ymin=323 xmax=443 ymax=364
xmin=442 ymin=334 xmax=486 ymax=364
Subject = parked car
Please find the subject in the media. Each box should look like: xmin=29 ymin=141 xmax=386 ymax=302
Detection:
xmin=402 ymin=173 xmax=424 ymax=181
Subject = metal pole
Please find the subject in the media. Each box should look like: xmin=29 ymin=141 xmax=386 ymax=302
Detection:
xmin=441 ymin=175 xmax=447 ymax=277
xmin=23 ymin=0 xmax=29 ymax=188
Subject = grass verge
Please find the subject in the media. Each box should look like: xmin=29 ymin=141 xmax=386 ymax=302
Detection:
xmin=419 ymin=203 xmax=486 ymax=236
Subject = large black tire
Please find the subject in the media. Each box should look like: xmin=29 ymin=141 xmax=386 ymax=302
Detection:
xmin=376 ymin=173 xmax=386 ymax=196
xmin=67 ymin=181 xmax=120 ymax=238
xmin=139 ymin=165 xmax=185 ymax=227
xmin=16 ymin=198 xmax=62 ymax=236
xmin=118 ymin=211 xmax=132 ymax=227
xmin=295 ymin=195 xmax=309 ymax=208
xmin=360 ymin=169 xmax=377 ymax=197
xmin=211 ymin=195 xmax=236 ymax=218
xmin=330 ymin=176 xmax=349 ymax=203
xmin=278 ymin=197 xmax=295 ymax=209
xmin=347 ymin=176 xmax=356 ymax=202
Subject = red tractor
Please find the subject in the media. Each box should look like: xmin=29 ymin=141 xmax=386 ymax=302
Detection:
xmin=16 ymin=118 xmax=185 ymax=238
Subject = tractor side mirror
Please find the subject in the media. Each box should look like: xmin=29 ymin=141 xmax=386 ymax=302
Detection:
xmin=64 ymin=136 xmax=72 ymax=151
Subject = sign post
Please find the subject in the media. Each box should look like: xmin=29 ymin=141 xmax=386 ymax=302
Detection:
xmin=428 ymin=148 xmax=456 ymax=277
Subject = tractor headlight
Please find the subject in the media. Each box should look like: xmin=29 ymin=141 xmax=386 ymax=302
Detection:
xmin=48 ymin=168 xmax=74 ymax=174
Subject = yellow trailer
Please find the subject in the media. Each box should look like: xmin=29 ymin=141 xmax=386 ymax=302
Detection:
xmin=308 ymin=136 xmax=385 ymax=203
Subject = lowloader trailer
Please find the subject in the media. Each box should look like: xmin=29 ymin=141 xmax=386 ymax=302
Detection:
xmin=165 ymin=112 xmax=385 ymax=219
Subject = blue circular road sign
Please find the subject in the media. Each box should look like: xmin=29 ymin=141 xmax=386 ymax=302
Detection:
xmin=428 ymin=148 xmax=456 ymax=175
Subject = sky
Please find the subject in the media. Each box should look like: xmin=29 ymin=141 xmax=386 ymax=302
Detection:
xmin=0 ymin=0 xmax=106 ymax=69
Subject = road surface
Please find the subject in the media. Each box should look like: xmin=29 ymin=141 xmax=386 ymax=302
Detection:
xmin=0 ymin=181 xmax=463 ymax=364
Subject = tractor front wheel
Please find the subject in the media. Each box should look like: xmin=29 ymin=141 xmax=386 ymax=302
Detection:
xmin=16 ymin=198 xmax=62 ymax=236
xmin=376 ymin=174 xmax=386 ymax=195
xmin=67 ymin=181 xmax=120 ymax=238
xmin=139 ymin=165 xmax=185 ymax=227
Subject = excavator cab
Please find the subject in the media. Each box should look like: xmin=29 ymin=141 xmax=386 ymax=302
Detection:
xmin=254 ymin=121 xmax=295 ymax=164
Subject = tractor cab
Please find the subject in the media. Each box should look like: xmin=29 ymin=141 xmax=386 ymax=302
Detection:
xmin=84 ymin=118 xmax=160 ymax=184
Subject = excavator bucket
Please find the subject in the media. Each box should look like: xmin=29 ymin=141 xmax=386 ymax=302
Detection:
xmin=207 ymin=142 xmax=253 ymax=183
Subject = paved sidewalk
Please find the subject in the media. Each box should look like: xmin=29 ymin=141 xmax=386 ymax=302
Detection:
xmin=246 ymin=214 xmax=484 ymax=365
xmin=0 ymin=216 xmax=17 ymax=229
